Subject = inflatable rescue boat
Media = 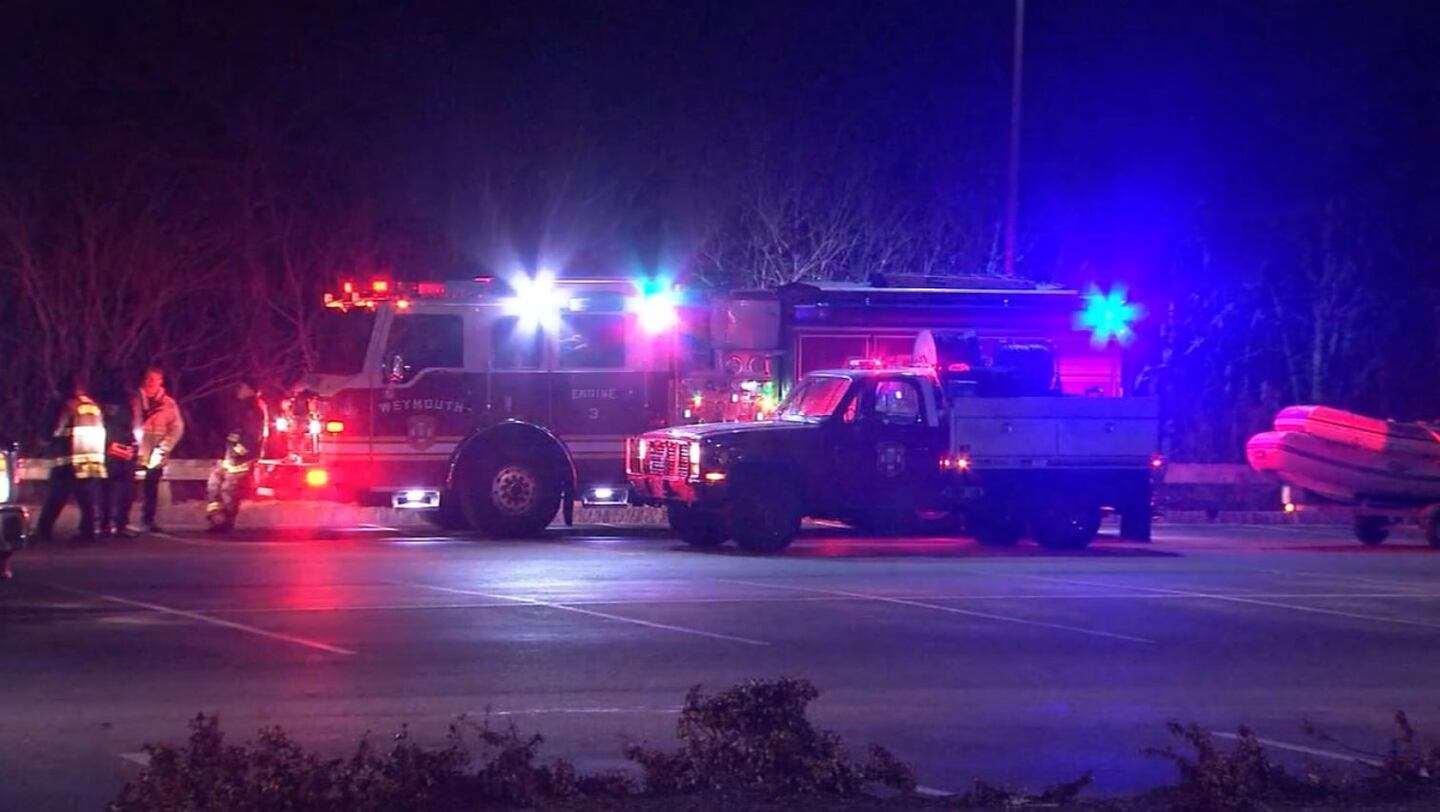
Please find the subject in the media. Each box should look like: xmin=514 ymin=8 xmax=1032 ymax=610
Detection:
xmin=1246 ymin=406 xmax=1440 ymax=505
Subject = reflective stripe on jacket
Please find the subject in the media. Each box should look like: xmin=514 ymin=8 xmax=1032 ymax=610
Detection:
xmin=55 ymin=396 xmax=107 ymax=477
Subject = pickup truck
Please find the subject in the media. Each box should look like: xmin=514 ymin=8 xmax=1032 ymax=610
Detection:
xmin=627 ymin=365 xmax=1158 ymax=553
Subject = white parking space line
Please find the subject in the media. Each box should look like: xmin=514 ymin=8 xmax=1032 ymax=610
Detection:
xmin=1257 ymin=569 xmax=1436 ymax=592
xmin=150 ymin=531 xmax=220 ymax=547
xmin=720 ymin=580 xmax=1153 ymax=644
xmin=1209 ymin=731 xmax=1383 ymax=767
xmin=395 ymin=581 xmax=770 ymax=646
xmin=489 ymin=706 xmax=682 ymax=717
xmin=47 ymin=584 xmax=357 ymax=655
xmin=1028 ymin=575 xmax=1440 ymax=632
xmin=180 ymin=591 xmax=1440 ymax=617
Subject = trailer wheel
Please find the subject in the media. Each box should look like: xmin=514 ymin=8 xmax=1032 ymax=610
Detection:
xmin=461 ymin=454 xmax=562 ymax=538
xmin=1355 ymin=515 xmax=1390 ymax=546
xmin=971 ymin=505 xmax=1024 ymax=547
xmin=667 ymin=504 xmax=728 ymax=548
xmin=1034 ymin=502 xmax=1099 ymax=550
xmin=1418 ymin=508 xmax=1440 ymax=547
xmin=422 ymin=492 xmax=472 ymax=532
xmin=730 ymin=474 xmax=802 ymax=554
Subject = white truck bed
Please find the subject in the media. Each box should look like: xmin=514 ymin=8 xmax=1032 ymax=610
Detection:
xmin=947 ymin=396 xmax=1158 ymax=469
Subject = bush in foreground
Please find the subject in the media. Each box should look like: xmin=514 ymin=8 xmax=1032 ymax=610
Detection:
xmin=624 ymin=677 xmax=915 ymax=797
xmin=110 ymin=678 xmax=1440 ymax=811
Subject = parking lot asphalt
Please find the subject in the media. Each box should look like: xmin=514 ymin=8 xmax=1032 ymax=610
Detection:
xmin=4 ymin=521 xmax=1440 ymax=810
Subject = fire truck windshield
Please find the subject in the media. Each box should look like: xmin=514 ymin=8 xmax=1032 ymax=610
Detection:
xmin=310 ymin=310 xmax=377 ymax=374
xmin=775 ymin=375 xmax=852 ymax=423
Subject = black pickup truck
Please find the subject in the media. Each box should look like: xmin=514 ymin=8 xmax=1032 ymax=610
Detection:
xmin=627 ymin=366 xmax=1157 ymax=553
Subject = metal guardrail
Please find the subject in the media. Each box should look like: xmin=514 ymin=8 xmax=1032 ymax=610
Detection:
xmin=19 ymin=458 xmax=217 ymax=481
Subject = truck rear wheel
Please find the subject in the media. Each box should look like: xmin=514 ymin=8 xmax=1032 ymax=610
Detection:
xmin=730 ymin=475 xmax=801 ymax=554
xmin=1034 ymin=502 xmax=1099 ymax=550
xmin=461 ymin=454 xmax=562 ymax=538
xmin=667 ymin=504 xmax=728 ymax=548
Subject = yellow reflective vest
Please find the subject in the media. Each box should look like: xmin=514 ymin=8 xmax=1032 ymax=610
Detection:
xmin=55 ymin=395 xmax=107 ymax=478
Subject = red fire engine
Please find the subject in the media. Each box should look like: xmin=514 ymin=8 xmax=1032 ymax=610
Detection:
xmin=259 ymin=274 xmax=693 ymax=535
xmin=259 ymin=273 xmax=1132 ymax=537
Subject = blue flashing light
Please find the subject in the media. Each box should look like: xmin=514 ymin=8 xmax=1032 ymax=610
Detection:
xmin=1077 ymin=285 xmax=1143 ymax=347
xmin=629 ymin=277 xmax=680 ymax=335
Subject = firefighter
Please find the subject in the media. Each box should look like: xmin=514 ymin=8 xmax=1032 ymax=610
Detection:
xmin=97 ymin=381 xmax=140 ymax=538
xmin=205 ymin=378 xmax=266 ymax=533
xmin=133 ymin=367 xmax=185 ymax=533
xmin=33 ymin=373 xmax=106 ymax=542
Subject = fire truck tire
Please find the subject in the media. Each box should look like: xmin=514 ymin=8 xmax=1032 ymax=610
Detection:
xmin=423 ymin=495 xmax=471 ymax=531
xmin=730 ymin=473 xmax=801 ymax=554
xmin=1033 ymin=501 xmax=1099 ymax=550
xmin=666 ymin=504 xmax=728 ymax=548
xmin=461 ymin=455 xmax=562 ymax=538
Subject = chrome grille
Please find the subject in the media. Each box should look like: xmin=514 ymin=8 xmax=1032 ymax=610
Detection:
xmin=643 ymin=439 xmax=691 ymax=477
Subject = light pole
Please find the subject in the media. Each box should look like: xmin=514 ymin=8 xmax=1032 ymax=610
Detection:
xmin=1003 ymin=0 xmax=1025 ymax=276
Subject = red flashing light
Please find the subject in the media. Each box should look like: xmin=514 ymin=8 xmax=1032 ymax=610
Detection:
xmin=324 ymin=420 xmax=345 ymax=434
xmin=417 ymin=282 xmax=446 ymax=297
xmin=1151 ymin=454 xmax=1165 ymax=469
xmin=342 ymin=281 xmax=354 ymax=295
xmin=304 ymin=468 xmax=329 ymax=488
xmin=947 ymin=362 xmax=972 ymax=373
xmin=847 ymin=358 xmax=885 ymax=370
xmin=371 ymin=279 xmax=390 ymax=293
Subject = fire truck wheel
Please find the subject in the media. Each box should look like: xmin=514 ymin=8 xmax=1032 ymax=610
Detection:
xmin=730 ymin=474 xmax=801 ymax=554
xmin=1033 ymin=501 xmax=1099 ymax=550
xmin=422 ymin=495 xmax=471 ymax=532
xmin=666 ymin=504 xmax=728 ymax=548
xmin=1355 ymin=514 xmax=1391 ymax=546
xmin=462 ymin=456 xmax=562 ymax=538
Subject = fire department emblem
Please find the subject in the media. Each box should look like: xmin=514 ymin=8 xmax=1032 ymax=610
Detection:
xmin=407 ymin=416 xmax=437 ymax=450
xmin=877 ymin=443 xmax=906 ymax=478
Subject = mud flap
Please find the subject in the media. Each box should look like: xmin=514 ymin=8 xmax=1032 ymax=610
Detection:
xmin=562 ymin=483 xmax=575 ymax=526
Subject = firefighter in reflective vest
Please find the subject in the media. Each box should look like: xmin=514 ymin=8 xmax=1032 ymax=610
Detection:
xmin=34 ymin=373 xmax=106 ymax=542
xmin=205 ymin=378 xmax=267 ymax=533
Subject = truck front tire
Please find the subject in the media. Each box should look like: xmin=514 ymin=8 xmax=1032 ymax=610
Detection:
xmin=460 ymin=454 xmax=562 ymax=538
xmin=667 ymin=504 xmax=728 ymax=548
xmin=730 ymin=474 xmax=801 ymax=554
xmin=971 ymin=500 xmax=1025 ymax=547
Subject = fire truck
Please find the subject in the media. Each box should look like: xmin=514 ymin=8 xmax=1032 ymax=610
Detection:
xmin=263 ymin=273 xmax=1142 ymax=539
xmin=259 ymin=274 xmax=692 ymax=536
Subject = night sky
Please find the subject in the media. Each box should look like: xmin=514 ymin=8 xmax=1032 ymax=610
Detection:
xmin=3 ymin=0 xmax=1437 ymax=287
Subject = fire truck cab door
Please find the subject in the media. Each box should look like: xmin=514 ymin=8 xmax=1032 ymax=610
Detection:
xmin=371 ymin=310 xmax=473 ymax=490
xmin=828 ymin=376 xmax=939 ymax=518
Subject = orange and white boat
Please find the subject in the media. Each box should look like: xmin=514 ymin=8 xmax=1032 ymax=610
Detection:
xmin=1247 ymin=406 xmax=1440 ymax=505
